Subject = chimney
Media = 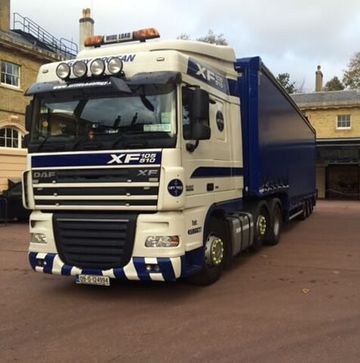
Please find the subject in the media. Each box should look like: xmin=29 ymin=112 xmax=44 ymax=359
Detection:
xmin=79 ymin=8 xmax=94 ymax=50
xmin=315 ymin=65 xmax=323 ymax=92
xmin=0 ymin=0 xmax=10 ymax=32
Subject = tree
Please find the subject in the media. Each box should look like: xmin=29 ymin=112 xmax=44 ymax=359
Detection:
xmin=177 ymin=30 xmax=228 ymax=46
xmin=177 ymin=33 xmax=191 ymax=40
xmin=343 ymin=51 xmax=360 ymax=89
xmin=196 ymin=29 xmax=228 ymax=46
xmin=324 ymin=76 xmax=344 ymax=91
xmin=276 ymin=73 xmax=296 ymax=94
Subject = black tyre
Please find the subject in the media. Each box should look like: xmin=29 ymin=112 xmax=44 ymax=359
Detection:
xmin=309 ymin=199 xmax=314 ymax=215
xmin=299 ymin=199 xmax=309 ymax=220
xmin=264 ymin=199 xmax=282 ymax=246
xmin=250 ymin=201 xmax=271 ymax=251
xmin=186 ymin=217 xmax=227 ymax=286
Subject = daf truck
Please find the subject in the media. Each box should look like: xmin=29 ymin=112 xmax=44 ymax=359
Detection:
xmin=23 ymin=28 xmax=316 ymax=285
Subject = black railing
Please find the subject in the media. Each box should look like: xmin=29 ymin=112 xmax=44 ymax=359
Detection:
xmin=12 ymin=13 xmax=78 ymax=59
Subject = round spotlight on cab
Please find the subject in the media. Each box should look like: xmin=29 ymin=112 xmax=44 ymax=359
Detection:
xmin=90 ymin=58 xmax=105 ymax=76
xmin=56 ymin=62 xmax=71 ymax=80
xmin=73 ymin=61 xmax=87 ymax=78
xmin=108 ymin=57 xmax=123 ymax=75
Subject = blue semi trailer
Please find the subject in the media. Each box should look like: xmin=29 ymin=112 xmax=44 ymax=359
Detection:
xmin=24 ymin=30 xmax=316 ymax=286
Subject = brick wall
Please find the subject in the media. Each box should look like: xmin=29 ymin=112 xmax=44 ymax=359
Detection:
xmin=0 ymin=39 xmax=57 ymax=191
xmin=303 ymin=107 xmax=360 ymax=139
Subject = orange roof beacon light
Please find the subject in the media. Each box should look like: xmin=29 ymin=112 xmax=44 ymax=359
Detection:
xmin=84 ymin=28 xmax=160 ymax=47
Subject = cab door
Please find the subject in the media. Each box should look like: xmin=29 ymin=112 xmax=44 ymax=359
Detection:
xmin=181 ymin=86 xmax=231 ymax=208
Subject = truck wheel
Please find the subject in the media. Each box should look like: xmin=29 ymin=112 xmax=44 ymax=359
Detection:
xmin=186 ymin=218 xmax=226 ymax=286
xmin=264 ymin=199 xmax=282 ymax=246
xmin=251 ymin=201 xmax=271 ymax=251
xmin=299 ymin=200 xmax=309 ymax=220
xmin=309 ymin=199 xmax=314 ymax=215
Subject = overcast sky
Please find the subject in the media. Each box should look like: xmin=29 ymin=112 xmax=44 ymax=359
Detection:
xmin=11 ymin=0 xmax=360 ymax=92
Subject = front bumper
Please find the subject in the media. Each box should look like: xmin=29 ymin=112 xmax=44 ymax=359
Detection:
xmin=28 ymin=250 xmax=203 ymax=282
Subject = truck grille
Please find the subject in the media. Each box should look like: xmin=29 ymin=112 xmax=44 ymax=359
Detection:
xmin=53 ymin=213 xmax=137 ymax=269
xmin=32 ymin=167 xmax=160 ymax=210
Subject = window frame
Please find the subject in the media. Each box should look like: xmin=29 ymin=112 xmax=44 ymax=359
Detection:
xmin=336 ymin=114 xmax=351 ymax=130
xmin=0 ymin=60 xmax=21 ymax=89
xmin=0 ymin=126 xmax=25 ymax=149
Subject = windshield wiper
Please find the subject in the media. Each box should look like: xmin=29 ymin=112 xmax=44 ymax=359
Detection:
xmin=35 ymin=135 xmax=51 ymax=151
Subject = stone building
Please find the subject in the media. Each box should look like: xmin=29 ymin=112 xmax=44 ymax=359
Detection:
xmin=292 ymin=67 xmax=360 ymax=200
xmin=0 ymin=0 xmax=77 ymax=191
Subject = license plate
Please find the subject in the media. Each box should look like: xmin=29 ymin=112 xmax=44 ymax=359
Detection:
xmin=76 ymin=274 xmax=110 ymax=286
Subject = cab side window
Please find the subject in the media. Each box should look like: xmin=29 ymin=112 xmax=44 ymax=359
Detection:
xmin=182 ymin=87 xmax=192 ymax=140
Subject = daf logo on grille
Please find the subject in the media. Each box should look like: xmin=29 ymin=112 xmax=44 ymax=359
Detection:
xmin=138 ymin=170 xmax=158 ymax=177
xmin=33 ymin=171 xmax=56 ymax=178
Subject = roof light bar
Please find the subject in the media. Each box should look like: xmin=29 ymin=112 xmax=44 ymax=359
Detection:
xmin=84 ymin=28 xmax=160 ymax=47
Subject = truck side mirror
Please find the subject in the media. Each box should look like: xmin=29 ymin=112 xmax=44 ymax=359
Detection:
xmin=25 ymin=102 xmax=33 ymax=132
xmin=190 ymin=88 xmax=211 ymax=140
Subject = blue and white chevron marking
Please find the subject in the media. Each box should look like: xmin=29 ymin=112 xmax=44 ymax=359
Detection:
xmin=28 ymin=252 xmax=182 ymax=282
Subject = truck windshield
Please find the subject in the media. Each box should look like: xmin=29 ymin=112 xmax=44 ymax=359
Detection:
xmin=29 ymin=84 xmax=177 ymax=152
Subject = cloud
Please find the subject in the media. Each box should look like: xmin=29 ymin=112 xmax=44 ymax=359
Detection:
xmin=11 ymin=0 xmax=360 ymax=90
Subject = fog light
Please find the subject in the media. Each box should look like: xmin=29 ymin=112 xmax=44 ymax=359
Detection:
xmin=90 ymin=58 xmax=105 ymax=76
xmin=36 ymin=259 xmax=47 ymax=267
xmin=108 ymin=57 xmax=123 ymax=75
xmin=73 ymin=61 xmax=87 ymax=78
xmin=31 ymin=233 xmax=47 ymax=244
xmin=56 ymin=62 xmax=71 ymax=80
xmin=145 ymin=236 xmax=179 ymax=248
xmin=145 ymin=264 xmax=161 ymax=273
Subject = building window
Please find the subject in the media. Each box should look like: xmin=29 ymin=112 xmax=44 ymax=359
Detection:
xmin=336 ymin=115 xmax=351 ymax=129
xmin=0 ymin=61 xmax=20 ymax=88
xmin=0 ymin=127 xmax=24 ymax=148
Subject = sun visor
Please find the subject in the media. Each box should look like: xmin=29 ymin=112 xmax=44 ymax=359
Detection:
xmin=126 ymin=71 xmax=181 ymax=86
xmin=25 ymin=77 xmax=132 ymax=96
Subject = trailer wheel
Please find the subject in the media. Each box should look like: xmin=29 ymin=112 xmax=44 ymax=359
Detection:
xmin=251 ymin=201 xmax=271 ymax=251
xmin=299 ymin=200 xmax=309 ymax=220
xmin=186 ymin=217 xmax=226 ymax=286
xmin=309 ymin=199 xmax=314 ymax=215
xmin=264 ymin=199 xmax=282 ymax=246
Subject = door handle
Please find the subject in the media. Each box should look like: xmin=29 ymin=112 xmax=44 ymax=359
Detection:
xmin=207 ymin=183 xmax=214 ymax=192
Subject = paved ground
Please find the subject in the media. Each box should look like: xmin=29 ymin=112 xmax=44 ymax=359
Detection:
xmin=0 ymin=201 xmax=359 ymax=363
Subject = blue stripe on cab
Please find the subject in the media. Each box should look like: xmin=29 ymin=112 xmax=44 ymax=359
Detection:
xmin=61 ymin=265 xmax=73 ymax=276
xmin=43 ymin=254 xmax=55 ymax=274
xmin=157 ymin=258 xmax=176 ymax=281
xmin=32 ymin=152 xmax=162 ymax=168
xmin=133 ymin=257 xmax=151 ymax=281
xmin=28 ymin=252 xmax=38 ymax=270
xmin=113 ymin=268 xmax=127 ymax=280
xmin=191 ymin=167 xmax=243 ymax=178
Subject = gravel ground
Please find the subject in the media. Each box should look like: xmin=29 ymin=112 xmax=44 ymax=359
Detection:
xmin=0 ymin=200 xmax=359 ymax=363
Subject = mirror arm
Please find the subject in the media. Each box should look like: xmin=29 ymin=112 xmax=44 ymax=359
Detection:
xmin=186 ymin=140 xmax=199 ymax=153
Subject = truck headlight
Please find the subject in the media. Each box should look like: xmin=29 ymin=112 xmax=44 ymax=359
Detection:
xmin=31 ymin=233 xmax=47 ymax=244
xmin=145 ymin=236 xmax=179 ymax=248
